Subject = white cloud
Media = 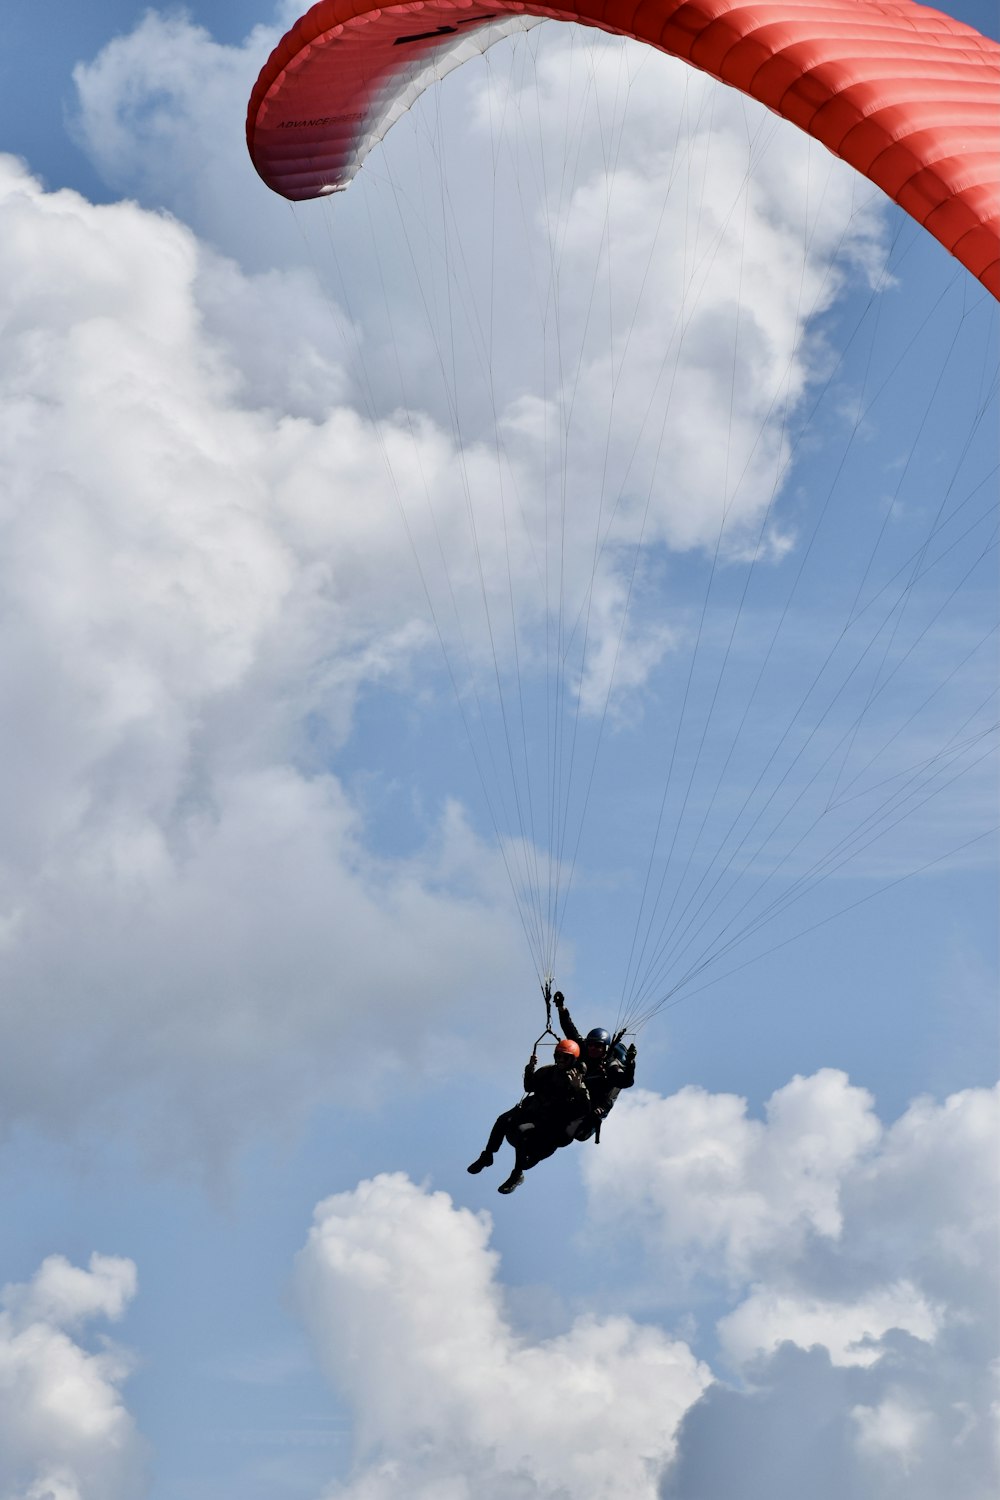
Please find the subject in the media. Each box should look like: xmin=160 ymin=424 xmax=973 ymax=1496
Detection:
xmin=579 ymin=1071 xmax=999 ymax=1499
xmin=0 ymin=154 xmax=526 ymax=1158
xmin=469 ymin=38 xmax=884 ymax=554
xmin=292 ymin=1074 xmax=999 ymax=1500
xmin=295 ymin=1172 xmax=711 ymax=1498
xmin=70 ymin=9 xmax=292 ymax=265
xmin=845 ymin=1084 xmax=1000 ymax=1311
xmin=583 ymin=1069 xmax=881 ymax=1280
xmin=0 ymin=1253 xmax=144 ymax=1500
xmin=718 ymin=1281 xmax=943 ymax=1369
xmin=3 ymin=1253 xmax=136 ymax=1333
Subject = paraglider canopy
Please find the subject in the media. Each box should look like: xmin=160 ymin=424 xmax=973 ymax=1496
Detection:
xmin=247 ymin=0 xmax=1000 ymax=296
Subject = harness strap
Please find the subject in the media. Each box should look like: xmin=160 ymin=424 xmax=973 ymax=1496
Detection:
xmin=542 ymin=977 xmax=554 ymax=1033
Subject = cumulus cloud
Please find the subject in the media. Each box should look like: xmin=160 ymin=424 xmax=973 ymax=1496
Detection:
xmin=580 ymin=1071 xmax=1000 ymax=1499
xmin=468 ymin=36 xmax=886 ymax=559
xmin=70 ymin=7 xmax=295 ymax=265
xmin=70 ymin=14 xmax=890 ymax=713
xmin=295 ymin=1172 xmax=711 ymax=1499
xmin=0 ymin=1253 xmax=144 ymax=1499
xmin=0 ymin=154 xmax=527 ymax=1157
xmin=292 ymin=1073 xmax=998 ymax=1499
xmin=583 ymin=1069 xmax=881 ymax=1280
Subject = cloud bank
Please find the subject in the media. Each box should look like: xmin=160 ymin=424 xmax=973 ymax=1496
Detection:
xmin=291 ymin=1072 xmax=997 ymax=1499
xmin=583 ymin=1070 xmax=1000 ymax=1499
xmin=3 ymin=1082 xmax=991 ymax=1499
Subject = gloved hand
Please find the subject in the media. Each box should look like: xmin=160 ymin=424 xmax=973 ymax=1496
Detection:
xmin=553 ymin=991 xmax=565 ymax=1007
xmin=626 ymin=1043 xmax=637 ymax=1063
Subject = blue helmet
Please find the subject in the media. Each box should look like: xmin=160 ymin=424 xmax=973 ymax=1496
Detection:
xmin=585 ymin=1027 xmax=612 ymax=1057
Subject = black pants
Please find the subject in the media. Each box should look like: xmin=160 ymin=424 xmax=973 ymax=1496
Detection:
xmin=486 ymin=1104 xmax=578 ymax=1172
xmin=485 ymin=1107 xmax=521 ymax=1156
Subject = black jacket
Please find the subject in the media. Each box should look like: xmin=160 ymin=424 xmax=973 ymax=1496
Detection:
xmin=556 ymin=997 xmax=635 ymax=1117
xmin=520 ymin=1056 xmax=589 ymax=1121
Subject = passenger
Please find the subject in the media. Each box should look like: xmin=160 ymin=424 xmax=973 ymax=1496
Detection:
xmin=467 ymin=1037 xmax=590 ymax=1194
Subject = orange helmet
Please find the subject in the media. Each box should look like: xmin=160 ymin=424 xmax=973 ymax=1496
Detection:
xmin=554 ymin=1038 xmax=581 ymax=1063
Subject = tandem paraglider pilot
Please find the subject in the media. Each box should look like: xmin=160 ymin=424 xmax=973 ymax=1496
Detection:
xmin=555 ymin=990 xmax=636 ymax=1140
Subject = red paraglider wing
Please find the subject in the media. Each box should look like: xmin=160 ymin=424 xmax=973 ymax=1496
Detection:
xmin=246 ymin=0 xmax=1000 ymax=298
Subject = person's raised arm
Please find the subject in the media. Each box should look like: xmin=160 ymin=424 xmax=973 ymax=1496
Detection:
xmin=553 ymin=991 xmax=581 ymax=1044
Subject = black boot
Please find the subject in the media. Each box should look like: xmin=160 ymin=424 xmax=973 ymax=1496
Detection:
xmin=497 ymin=1170 xmax=525 ymax=1195
xmin=467 ymin=1151 xmax=493 ymax=1174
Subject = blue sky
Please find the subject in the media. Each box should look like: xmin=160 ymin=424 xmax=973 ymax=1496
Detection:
xmin=0 ymin=4 xmax=997 ymax=1498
